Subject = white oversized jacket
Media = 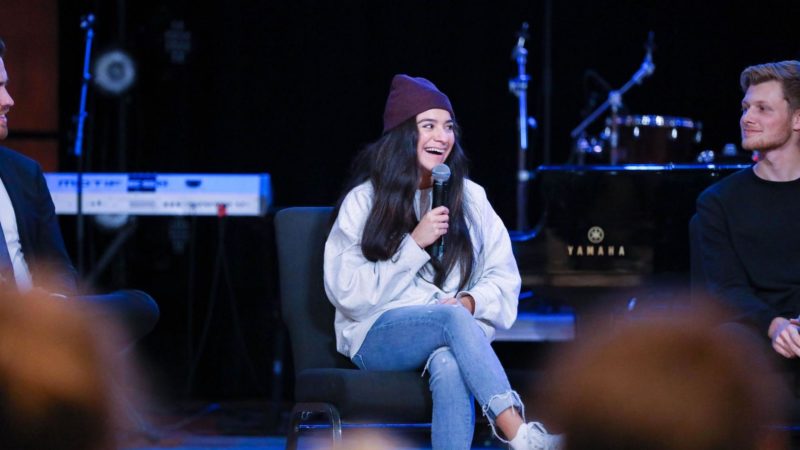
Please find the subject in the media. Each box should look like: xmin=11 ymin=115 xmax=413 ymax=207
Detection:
xmin=324 ymin=180 xmax=521 ymax=358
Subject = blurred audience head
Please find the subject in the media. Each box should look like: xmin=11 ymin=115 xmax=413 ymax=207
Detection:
xmin=0 ymin=289 xmax=136 ymax=450
xmin=541 ymin=310 xmax=786 ymax=450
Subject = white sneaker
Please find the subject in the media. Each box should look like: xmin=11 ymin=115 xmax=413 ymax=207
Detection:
xmin=511 ymin=422 xmax=564 ymax=450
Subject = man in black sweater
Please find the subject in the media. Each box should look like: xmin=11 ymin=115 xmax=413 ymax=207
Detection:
xmin=696 ymin=60 xmax=800 ymax=369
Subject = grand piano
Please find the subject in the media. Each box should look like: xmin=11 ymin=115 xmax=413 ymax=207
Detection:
xmin=512 ymin=163 xmax=750 ymax=319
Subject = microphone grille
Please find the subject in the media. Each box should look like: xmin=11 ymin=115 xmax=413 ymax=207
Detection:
xmin=432 ymin=164 xmax=451 ymax=183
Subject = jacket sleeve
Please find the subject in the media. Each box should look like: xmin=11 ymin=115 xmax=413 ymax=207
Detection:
xmin=696 ymin=191 xmax=776 ymax=332
xmin=457 ymin=186 xmax=520 ymax=330
xmin=324 ymin=186 xmax=431 ymax=321
xmin=26 ymin=163 xmax=78 ymax=295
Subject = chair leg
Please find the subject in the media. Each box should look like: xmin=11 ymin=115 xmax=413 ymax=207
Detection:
xmin=286 ymin=402 xmax=342 ymax=450
xmin=285 ymin=405 xmax=300 ymax=450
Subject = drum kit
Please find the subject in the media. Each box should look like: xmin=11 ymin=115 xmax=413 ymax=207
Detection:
xmin=568 ymin=32 xmax=704 ymax=165
xmin=508 ymin=25 xmax=710 ymax=236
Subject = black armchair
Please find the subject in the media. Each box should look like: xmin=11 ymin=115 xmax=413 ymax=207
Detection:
xmin=274 ymin=207 xmax=433 ymax=450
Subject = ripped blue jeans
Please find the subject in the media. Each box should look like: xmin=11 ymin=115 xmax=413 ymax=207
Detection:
xmin=352 ymin=304 xmax=522 ymax=450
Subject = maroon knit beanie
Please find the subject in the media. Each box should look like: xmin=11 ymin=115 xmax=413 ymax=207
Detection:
xmin=382 ymin=74 xmax=454 ymax=133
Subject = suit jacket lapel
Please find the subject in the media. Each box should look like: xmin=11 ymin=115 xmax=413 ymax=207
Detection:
xmin=0 ymin=151 xmax=32 ymax=257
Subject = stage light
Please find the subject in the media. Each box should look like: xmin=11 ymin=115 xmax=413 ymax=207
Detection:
xmin=93 ymin=49 xmax=136 ymax=95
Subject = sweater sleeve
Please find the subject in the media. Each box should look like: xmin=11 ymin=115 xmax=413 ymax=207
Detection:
xmin=457 ymin=185 xmax=520 ymax=330
xmin=324 ymin=185 xmax=431 ymax=321
xmin=696 ymin=190 xmax=777 ymax=332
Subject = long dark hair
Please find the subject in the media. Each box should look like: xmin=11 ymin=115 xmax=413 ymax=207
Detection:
xmin=333 ymin=117 xmax=474 ymax=290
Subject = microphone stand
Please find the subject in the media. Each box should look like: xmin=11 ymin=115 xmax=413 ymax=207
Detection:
xmin=74 ymin=14 xmax=95 ymax=279
xmin=508 ymin=22 xmax=537 ymax=234
xmin=570 ymin=32 xmax=655 ymax=165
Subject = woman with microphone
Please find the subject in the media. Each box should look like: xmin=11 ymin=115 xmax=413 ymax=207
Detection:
xmin=324 ymin=74 xmax=561 ymax=450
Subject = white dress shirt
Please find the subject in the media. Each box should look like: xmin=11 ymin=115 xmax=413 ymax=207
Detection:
xmin=0 ymin=176 xmax=33 ymax=291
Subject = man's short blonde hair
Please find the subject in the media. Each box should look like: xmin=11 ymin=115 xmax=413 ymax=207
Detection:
xmin=740 ymin=60 xmax=800 ymax=111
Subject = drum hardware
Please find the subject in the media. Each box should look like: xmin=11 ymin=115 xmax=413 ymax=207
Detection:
xmin=576 ymin=136 xmax=605 ymax=155
xmin=571 ymin=32 xmax=656 ymax=164
xmin=722 ymin=143 xmax=739 ymax=158
xmin=696 ymin=150 xmax=715 ymax=164
xmin=696 ymin=143 xmax=751 ymax=164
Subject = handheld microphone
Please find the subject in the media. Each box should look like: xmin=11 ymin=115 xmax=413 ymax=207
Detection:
xmin=429 ymin=164 xmax=451 ymax=260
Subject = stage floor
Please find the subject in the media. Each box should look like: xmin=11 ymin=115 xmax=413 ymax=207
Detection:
xmin=120 ymin=399 xmax=800 ymax=450
xmin=119 ymin=400 xmax=508 ymax=450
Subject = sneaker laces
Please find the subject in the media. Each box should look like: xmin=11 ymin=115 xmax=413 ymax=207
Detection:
xmin=525 ymin=422 xmax=563 ymax=450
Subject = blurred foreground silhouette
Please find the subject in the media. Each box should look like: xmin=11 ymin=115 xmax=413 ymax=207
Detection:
xmin=540 ymin=308 xmax=788 ymax=450
xmin=0 ymin=288 xmax=147 ymax=450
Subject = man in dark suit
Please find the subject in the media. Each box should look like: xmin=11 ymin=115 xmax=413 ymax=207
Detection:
xmin=0 ymin=148 xmax=78 ymax=293
xmin=0 ymin=38 xmax=76 ymax=294
xmin=0 ymin=37 xmax=157 ymax=342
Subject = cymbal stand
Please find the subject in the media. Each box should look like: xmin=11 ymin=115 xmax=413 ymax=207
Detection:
xmin=570 ymin=32 xmax=656 ymax=165
xmin=508 ymin=22 xmax=537 ymax=233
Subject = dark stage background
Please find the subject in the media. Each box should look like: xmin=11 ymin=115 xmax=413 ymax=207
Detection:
xmin=47 ymin=1 xmax=800 ymax=399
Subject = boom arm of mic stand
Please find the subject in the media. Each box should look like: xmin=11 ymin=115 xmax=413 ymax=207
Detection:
xmin=619 ymin=58 xmax=655 ymax=93
xmin=569 ymin=57 xmax=655 ymax=139
xmin=570 ymin=96 xmax=612 ymax=139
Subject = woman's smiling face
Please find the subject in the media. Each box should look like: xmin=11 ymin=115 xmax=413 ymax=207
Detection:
xmin=416 ymin=108 xmax=454 ymax=187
